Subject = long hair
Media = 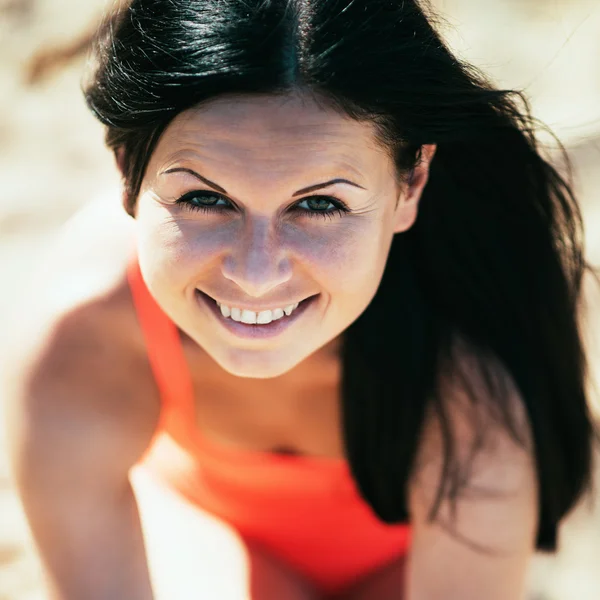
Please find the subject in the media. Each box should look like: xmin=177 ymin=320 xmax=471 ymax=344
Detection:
xmin=83 ymin=0 xmax=598 ymax=550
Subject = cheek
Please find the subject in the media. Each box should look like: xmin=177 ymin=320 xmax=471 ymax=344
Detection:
xmin=137 ymin=203 xmax=234 ymax=265
xmin=289 ymin=219 xmax=388 ymax=296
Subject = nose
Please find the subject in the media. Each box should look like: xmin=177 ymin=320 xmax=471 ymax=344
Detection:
xmin=221 ymin=216 xmax=292 ymax=298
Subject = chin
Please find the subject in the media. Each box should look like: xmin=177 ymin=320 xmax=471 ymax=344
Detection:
xmin=216 ymin=350 xmax=302 ymax=380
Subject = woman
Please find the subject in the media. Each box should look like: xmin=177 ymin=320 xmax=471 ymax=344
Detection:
xmin=5 ymin=0 xmax=597 ymax=598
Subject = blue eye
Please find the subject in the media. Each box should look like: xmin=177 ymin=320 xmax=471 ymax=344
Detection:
xmin=174 ymin=191 xmax=350 ymax=220
xmin=175 ymin=191 xmax=230 ymax=212
xmin=295 ymin=196 xmax=349 ymax=220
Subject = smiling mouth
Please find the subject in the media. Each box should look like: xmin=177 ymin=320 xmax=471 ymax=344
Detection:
xmin=202 ymin=292 xmax=316 ymax=323
xmin=196 ymin=290 xmax=319 ymax=338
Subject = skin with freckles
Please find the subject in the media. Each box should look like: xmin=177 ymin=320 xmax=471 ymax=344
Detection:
xmin=134 ymin=91 xmax=436 ymax=380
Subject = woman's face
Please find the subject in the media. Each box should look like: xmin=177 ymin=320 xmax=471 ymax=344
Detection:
xmin=135 ymin=92 xmax=435 ymax=379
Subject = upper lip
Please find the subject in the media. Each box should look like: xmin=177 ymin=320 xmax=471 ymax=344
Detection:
xmin=199 ymin=290 xmax=315 ymax=312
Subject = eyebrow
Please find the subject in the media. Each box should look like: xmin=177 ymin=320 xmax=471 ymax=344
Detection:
xmin=161 ymin=167 xmax=366 ymax=196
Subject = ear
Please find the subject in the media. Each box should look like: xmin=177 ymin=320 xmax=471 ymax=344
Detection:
xmin=393 ymin=144 xmax=437 ymax=234
xmin=114 ymin=147 xmax=134 ymax=217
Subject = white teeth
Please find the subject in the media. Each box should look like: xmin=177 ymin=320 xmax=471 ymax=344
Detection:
xmin=215 ymin=299 xmax=304 ymax=324
xmin=257 ymin=310 xmax=274 ymax=325
xmin=240 ymin=309 xmax=258 ymax=324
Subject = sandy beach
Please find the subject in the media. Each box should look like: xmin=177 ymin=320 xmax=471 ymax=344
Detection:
xmin=0 ymin=0 xmax=598 ymax=598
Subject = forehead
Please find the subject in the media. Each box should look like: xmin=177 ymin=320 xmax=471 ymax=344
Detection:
xmin=152 ymin=93 xmax=390 ymax=176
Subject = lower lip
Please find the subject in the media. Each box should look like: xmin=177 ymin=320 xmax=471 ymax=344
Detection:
xmin=196 ymin=291 xmax=319 ymax=340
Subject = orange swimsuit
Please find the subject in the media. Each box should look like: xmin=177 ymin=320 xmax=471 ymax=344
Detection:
xmin=128 ymin=258 xmax=410 ymax=596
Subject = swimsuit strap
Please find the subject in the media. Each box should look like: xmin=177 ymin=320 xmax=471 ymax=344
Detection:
xmin=127 ymin=257 xmax=196 ymax=425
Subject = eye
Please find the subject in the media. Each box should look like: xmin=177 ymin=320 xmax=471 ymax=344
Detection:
xmin=174 ymin=190 xmax=351 ymax=220
xmin=175 ymin=191 xmax=232 ymax=214
xmin=295 ymin=196 xmax=350 ymax=220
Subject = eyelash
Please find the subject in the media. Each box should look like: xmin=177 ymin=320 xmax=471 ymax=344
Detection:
xmin=174 ymin=191 xmax=351 ymax=221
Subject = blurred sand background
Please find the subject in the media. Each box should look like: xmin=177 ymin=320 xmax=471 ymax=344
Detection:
xmin=0 ymin=0 xmax=598 ymax=598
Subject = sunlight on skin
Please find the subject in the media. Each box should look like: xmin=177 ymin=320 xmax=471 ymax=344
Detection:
xmin=130 ymin=466 xmax=319 ymax=600
xmin=133 ymin=92 xmax=436 ymax=382
xmin=130 ymin=466 xmax=252 ymax=599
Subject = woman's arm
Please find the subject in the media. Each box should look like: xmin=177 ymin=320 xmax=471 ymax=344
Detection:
xmin=4 ymin=298 xmax=160 ymax=599
xmin=405 ymin=358 xmax=539 ymax=600
xmin=331 ymin=355 xmax=537 ymax=600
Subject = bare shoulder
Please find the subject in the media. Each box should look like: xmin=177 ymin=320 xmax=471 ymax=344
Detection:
xmin=404 ymin=339 xmax=539 ymax=599
xmin=408 ymin=336 xmax=538 ymax=550
xmin=3 ymin=193 xmax=160 ymax=479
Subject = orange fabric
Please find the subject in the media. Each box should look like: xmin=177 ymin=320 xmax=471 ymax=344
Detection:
xmin=127 ymin=257 xmax=410 ymax=595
